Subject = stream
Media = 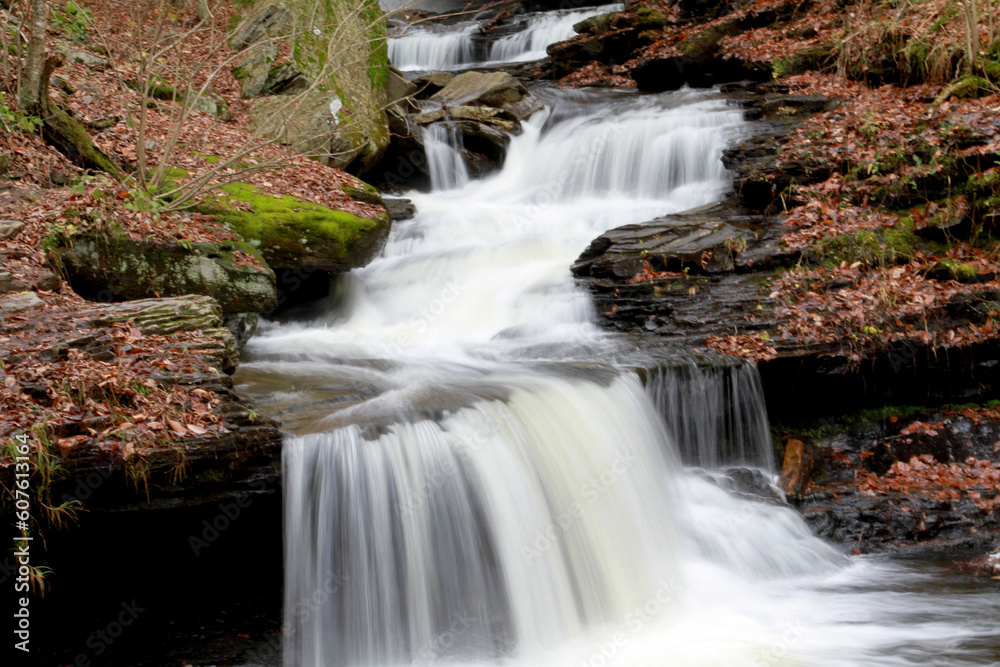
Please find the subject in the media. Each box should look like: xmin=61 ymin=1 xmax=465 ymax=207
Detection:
xmin=234 ymin=7 xmax=1000 ymax=667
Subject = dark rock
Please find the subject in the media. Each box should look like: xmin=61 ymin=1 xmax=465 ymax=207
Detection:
xmin=224 ymin=312 xmax=259 ymax=351
xmin=722 ymin=467 xmax=784 ymax=503
xmin=573 ymin=202 xmax=753 ymax=279
xmin=760 ymin=95 xmax=839 ymax=117
xmin=385 ymin=198 xmax=416 ymax=221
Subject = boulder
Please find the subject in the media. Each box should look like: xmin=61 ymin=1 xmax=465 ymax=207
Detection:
xmin=412 ymin=72 xmax=454 ymax=98
xmin=0 ymin=291 xmax=44 ymax=313
xmin=387 ymin=65 xmax=418 ymax=112
xmin=250 ymin=91 xmax=359 ymax=169
xmin=232 ymin=0 xmax=390 ymax=173
xmin=195 ymin=181 xmax=391 ymax=273
xmin=447 ymin=106 xmax=520 ymax=133
xmin=50 ymin=233 xmax=276 ymax=314
xmin=0 ymin=220 xmax=25 ymax=240
xmin=430 ymin=71 xmax=531 ymax=113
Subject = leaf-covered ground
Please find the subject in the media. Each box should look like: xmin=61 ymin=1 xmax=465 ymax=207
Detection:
xmin=0 ymin=0 xmax=380 ymax=516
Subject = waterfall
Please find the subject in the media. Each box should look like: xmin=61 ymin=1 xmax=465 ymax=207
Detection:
xmin=388 ymin=5 xmax=622 ymax=71
xmin=238 ymin=85 xmax=1000 ymax=667
xmin=422 ymin=123 xmax=470 ymax=190
xmin=487 ymin=6 xmax=623 ymax=64
xmin=388 ymin=23 xmax=478 ymax=72
xmin=645 ymin=358 xmax=774 ymax=470
xmin=283 ymin=374 xmax=682 ymax=665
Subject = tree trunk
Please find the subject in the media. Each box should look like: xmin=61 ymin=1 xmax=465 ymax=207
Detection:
xmin=18 ymin=0 xmax=48 ymax=114
xmin=38 ymin=54 xmax=125 ymax=179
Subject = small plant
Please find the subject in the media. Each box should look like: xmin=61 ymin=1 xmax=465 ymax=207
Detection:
xmin=0 ymin=92 xmax=42 ymax=133
xmin=50 ymin=1 xmax=93 ymax=43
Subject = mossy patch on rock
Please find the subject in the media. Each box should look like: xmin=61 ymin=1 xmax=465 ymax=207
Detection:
xmin=197 ymin=182 xmax=390 ymax=272
xmin=49 ymin=229 xmax=277 ymax=313
xmin=810 ymin=218 xmax=917 ymax=267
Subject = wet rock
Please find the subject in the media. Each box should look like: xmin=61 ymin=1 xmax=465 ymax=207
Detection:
xmin=722 ymin=467 xmax=784 ymax=503
xmin=0 ymin=220 xmax=25 ymax=240
xmin=760 ymin=95 xmax=839 ymax=117
xmin=0 ymin=291 xmax=44 ymax=313
xmin=547 ymin=29 xmax=639 ymax=78
xmin=778 ymin=438 xmax=813 ymax=497
xmin=573 ymin=202 xmax=751 ymax=279
xmin=385 ymin=198 xmax=416 ymax=221
xmin=224 ymin=312 xmax=260 ymax=351
xmin=448 ymin=105 xmax=520 ymax=133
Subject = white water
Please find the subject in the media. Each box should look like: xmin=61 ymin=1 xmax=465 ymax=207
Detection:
xmin=422 ymin=123 xmax=470 ymax=190
xmin=388 ymin=5 xmax=622 ymax=72
xmin=646 ymin=358 xmax=774 ymax=469
xmin=239 ymin=87 xmax=1000 ymax=666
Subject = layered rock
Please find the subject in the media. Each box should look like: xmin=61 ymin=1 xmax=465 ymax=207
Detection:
xmin=50 ymin=233 xmax=277 ymax=314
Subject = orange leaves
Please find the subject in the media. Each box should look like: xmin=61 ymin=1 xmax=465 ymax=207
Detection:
xmin=629 ymin=260 xmax=683 ymax=284
xmin=857 ymin=453 xmax=1000 ymax=508
xmin=705 ymin=332 xmax=777 ymax=363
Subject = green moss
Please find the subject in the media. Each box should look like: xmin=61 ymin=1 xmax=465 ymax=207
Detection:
xmin=812 ymin=217 xmax=917 ymax=267
xmin=935 ymin=258 xmax=978 ymax=280
xmin=49 ymin=229 xmax=276 ymax=313
xmin=197 ymin=181 xmax=388 ymax=271
xmin=632 ymin=7 xmax=666 ymax=30
xmin=935 ymin=75 xmax=992 ymax=103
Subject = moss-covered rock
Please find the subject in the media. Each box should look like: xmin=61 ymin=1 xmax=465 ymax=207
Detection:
xmin=809 ymin=218 xmax=917 ymax=267
xmin=196 ymin=182 xmax=390 ymax=272
xmin=631 ymin=8 xmax=666 ymax=31
xmin=128 ymin=81 xmax=232 ymax=121
xmin=50 ymin=230 xmax=277 ymax=313
xmin=233 ymin=0 xmax=390 ymax=173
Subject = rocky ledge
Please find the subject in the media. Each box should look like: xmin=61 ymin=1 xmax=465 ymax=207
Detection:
xmin=0 ymin=294 xmax=282 ymax=516
xmin=572 ymin=88 xmax=1000 ymax=555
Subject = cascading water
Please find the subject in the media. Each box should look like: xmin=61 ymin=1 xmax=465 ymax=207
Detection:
xmin=644 ymin=357 xmax=774 ymax=469
xmin=422 ymin=123 xmax=470 ymax=190
xmin=387 ymin=5 xmax=622 ymax=71
xmin=238 ymin=86 xmax=1000 ymax=666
